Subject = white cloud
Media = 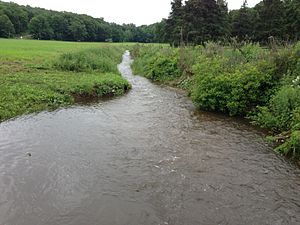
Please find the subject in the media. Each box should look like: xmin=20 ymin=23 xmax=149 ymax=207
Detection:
xmin=2 ymin=0 xmax=262 ymax=25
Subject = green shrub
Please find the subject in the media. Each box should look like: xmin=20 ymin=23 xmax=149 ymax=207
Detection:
xmin=132 ymin=45 xmax=181 ymax=81
xmin=148 ymin=50 xmax=180 ymax=81
xmin=253 ymin=85 xmax=300 ymax=158
xmin=191 ymin=56 xmax=274 ymax=116
xmin=292 ymin=107 xmax=300 ymax=130
xmin=252 ymin=86 xmax=300 ymax=132
xmin=269 ymin=42 xmax=300 ymax=81
xmin=276 ymin=130 xmax=300 ymax=159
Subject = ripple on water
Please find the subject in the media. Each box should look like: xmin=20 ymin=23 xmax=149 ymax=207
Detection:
xmin=0 ymin=51 xmax=299 ymax=225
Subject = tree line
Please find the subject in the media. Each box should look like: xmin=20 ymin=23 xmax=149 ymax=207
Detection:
xmin=164 ymin=0 xmax=300 ymax=46
xmin=0 ymin=1 xmax=164 ymax=42
xmin=0 ymin=0 xmax=299 ymax=44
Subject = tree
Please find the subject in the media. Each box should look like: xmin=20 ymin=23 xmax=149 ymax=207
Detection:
xmin=50 ymin=14 xmax=68 ymax=40
xmin=165 ymin=0 xmax=184 ymax=46
xmin=230 ymin=0 xmax=256 ymax=40
xmin=109 ymin=23 xmax=124 ymax=42
xmin=122 ymin=23 xmax=137 ymax=42
xmin=69 ymin=19 xmax=87 ymax=41
xmin=184 ymin=0 xmax=226 ymax=44
xmin=154 ymin=20 xmax=167 ymax=43
xmin=3 ymin=3 xmax=28 ymax=35
xmin=255 ymin=0 xmax=286 ymax=42
xmin=217 ymin=0 xmax=230 ymax=39
xmin=82 ymin=16 xmax=99 ymax=41
xmin=285 ymin=0 xmax=300 ymax=40
xmin=0 ymin=14 xmax=15 ymax=37
xmin=29 ymin=15 xmax=53 ymax=40
xmin=95 ymin=20 xmax=109 ymax=42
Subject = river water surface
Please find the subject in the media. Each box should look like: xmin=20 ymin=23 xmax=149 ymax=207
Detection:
xmin=0 ymin=51 xmax=299 ymax=225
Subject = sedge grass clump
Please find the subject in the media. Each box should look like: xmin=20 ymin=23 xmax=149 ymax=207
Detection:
xmin=54 ymin=47 xmax=123 ymax=73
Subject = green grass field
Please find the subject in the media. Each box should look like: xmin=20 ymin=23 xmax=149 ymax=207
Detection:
xmin=0 ymin=39 xmax=131 ymax=122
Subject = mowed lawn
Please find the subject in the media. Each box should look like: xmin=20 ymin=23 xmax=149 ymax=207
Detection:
xmin=0 ymin=39 xmax=131 ymax=122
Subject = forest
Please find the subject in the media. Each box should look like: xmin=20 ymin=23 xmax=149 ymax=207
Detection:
xmin=165 ymin=0 xmax=300 ymax=45
xmin=0 ymin=1 xmax=164 ymax=42
xmin=1 ymin=0 xmax=300 ymax=44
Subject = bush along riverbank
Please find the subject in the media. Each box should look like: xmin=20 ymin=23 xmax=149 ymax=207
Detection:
xmin=0 ymin=39 xmax=131 ymax=122
xmin=131 ymin=43 xmax=300 ymax=161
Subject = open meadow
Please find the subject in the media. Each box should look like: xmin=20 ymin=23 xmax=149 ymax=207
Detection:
xmin=0 ymin=39 xmax=131 ymax=122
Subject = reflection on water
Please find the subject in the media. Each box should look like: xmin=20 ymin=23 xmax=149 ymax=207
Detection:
xmin=0 ymin=51 xmax=299 ymax=225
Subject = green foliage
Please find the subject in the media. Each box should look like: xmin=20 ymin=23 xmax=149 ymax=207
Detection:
xmin=29 ymin=15 xmax=53 ymax=40
xmin=166 ymin=0 xmax=230 ymax=46
xmin=165 ymin=0 xmax=300 ymax=45
xmin=0 ymin=14 xmax=15 ymax=37
xmin=276 ymin=130 xmax=300 ymax=159
xmin=69 ymin=19 xmax=87 ymax=41
xmin=1 ymin=0 xmax=300 ymax=44
xmin=0 ymin=1 xmax=164 ymax=43
xmin=132 ymin=44 xmax=181 ymax=82
xmin=292 ymin=107 xmax=300 ymax=130
xmin=254 ymin=0 xmax=286 ymax=42
xmin=53 ymin=47 xmax=123 ymax=73
xmin=285 ymin=0 xmax=300 ymax=40
xmin=192 ymin=58 xmax=273 ymax=116
xmin=1 ymin=2 xmax=28 ymax=34
xmin=252 ymin=86 xmax=300 ymax=131
xmin=147 ymin=50 xmax=180 ymax=81
xmin=133 ymin=43 xmax=276 ymax=116
xmin=133 ymin=41 xmax=300 ymax=160
xmin=0 ymin=72 xmax=130 ymax=122
xmin=0 ymin=39 xmax=131 ymax=122
xmin=229 ymin=2 xmax=256 ymax=41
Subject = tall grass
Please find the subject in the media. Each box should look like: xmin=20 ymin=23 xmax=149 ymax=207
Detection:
xmin=53 ymin=46 xmax=123 ymax=73
xmin=0 ymin=40 xmax=131 ymax=122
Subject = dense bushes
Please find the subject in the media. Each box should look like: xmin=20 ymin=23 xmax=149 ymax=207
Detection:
xmin=132 ymin=45 xmax=181 ymax=81
xmin=252 ymin=86 xmax=300 ymax=132
xmin=192 ymin=63 xmax=273 ymax=116
xmin=133 ymin=43 xmax=276 ymax=116
xmin=132 ymin=42 xmax=300 ymax=159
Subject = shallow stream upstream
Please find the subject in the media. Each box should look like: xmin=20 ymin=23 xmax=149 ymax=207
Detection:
xmin=0 ymin=51 xmax=299 ymax=225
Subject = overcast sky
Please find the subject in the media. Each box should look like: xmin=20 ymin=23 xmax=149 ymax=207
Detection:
xmin=3 ymin=0 xmax=261 ymax=25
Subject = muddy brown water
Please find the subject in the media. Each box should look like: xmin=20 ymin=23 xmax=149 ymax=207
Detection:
xmin=0 ymin=51 xmax=299 ymax=225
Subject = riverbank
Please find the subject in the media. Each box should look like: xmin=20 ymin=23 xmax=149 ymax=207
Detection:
xmin=0 ymin=39 xmax=131 ymax=122
xmin=131 ymin=43 xmax=300 ymax=161
xmin=1 ymin=50 xmax=299 ymax=225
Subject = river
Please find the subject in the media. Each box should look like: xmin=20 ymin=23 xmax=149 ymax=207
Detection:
xmin=0 ymin=51 xmax=299 ymax=225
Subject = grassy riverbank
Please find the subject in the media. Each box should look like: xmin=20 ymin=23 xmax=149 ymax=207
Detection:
xmin=132 ymin=43 xmax=300 ymax=160
xmin=0 ymin=39 xmax=131 ymax=122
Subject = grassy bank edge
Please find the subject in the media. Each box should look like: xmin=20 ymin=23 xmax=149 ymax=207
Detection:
xmin=131 ymin=43 xmax=300 ymax=163
xmin=0 ymin=40 xmax=132 ymax=122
